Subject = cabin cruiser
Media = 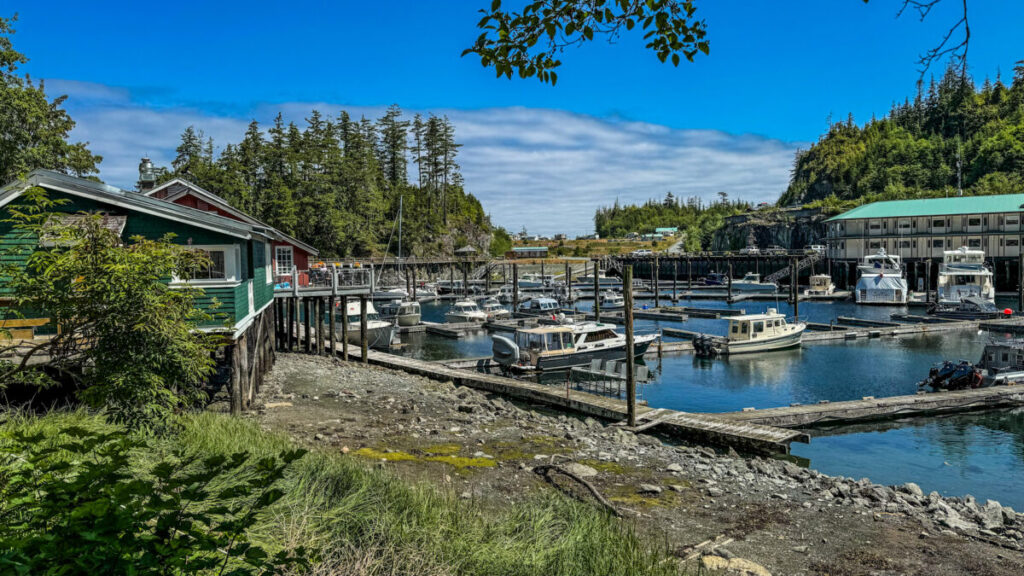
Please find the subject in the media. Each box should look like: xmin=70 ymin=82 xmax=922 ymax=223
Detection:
xmin=336 ymin=300 xmax=396 ymax=349
xmin=378 ymin=299 xmax=421 ymax=327
xmin=928 ymin=296 xmax=1006 ymax=320
xmin=693 ymin=308 xmax=805 ymax=357
xmin=577 ymin=270 xmax=621 ymax=287
xmin=446 ymin=299 xmax=488 ymax=323
xmin=479 ymin=297 xmax=510 ymax=321
xmin=518 ymin=273 xmax=554 ymax=289
xmin=372 ymin=287 xmax=409 ymax=301
xmin=729 ymin=272 xmax=778 ymax=293
xmin=491 ymin=321 xmax=657 ymax=371
xmin=497 ymin=284 xmax=516 ymax=304
xmin=936 ymin=246 xmax=995 ymax=304
xmin=855 ymin=249 xmax=908 ymax=305
xmin=414 ymin=283 xmax=439 ymax=302
xmin=804 ymin=274 xmax=835 ymax=296
xmin=598 ymin=290 xmax=625 ymax=310
xmin=704 ymin=272 xmax=728 ymax=286
xmin=516 ymin=297 xmax=562 ymax=317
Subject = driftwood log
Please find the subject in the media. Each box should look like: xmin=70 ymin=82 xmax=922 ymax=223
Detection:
xmin=532 ymin=464 xmax=621 ymax=517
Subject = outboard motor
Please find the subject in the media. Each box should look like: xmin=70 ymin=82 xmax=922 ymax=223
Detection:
xmin=491 ymin=335 xmax=520 ymax=370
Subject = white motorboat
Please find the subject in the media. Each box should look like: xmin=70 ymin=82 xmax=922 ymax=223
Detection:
xmin=693 ymin=308 xmax=805 ymax=356
xmin=577 ymin=270 xmax=621 ymax=287
xmin=336 ymin=300 xmax=396 ymax=349
xmin=414 ymin=283 xmax=439 ymax=302
xmin=855 ymin=249 xmax=908 ymax=305
xmin=479 ymin=297 xmax=510 ymax=321
xmin=492 ymin=321 xmax=657 ymax=371
xmin=729 ymin=272 xmax=778 ymax=293
xmin=518 ymin=273 xmax=554 ymax=289
xmin=598 ymin=290 xmax=625 ymax=310
xmin=804 ymin=274 xmax=835 ymax=296
xmin=446 ymin=299 xmax=488 ymax=323
xmin=378 ymin=299 xmax=421 ymax=327
xmin=496 ymin=284 xmax=516 ymax=304
xmin=936 ymin=246 xmax=994 ymax=305
xmin=372 ymin=287 xmax=409 ymax=301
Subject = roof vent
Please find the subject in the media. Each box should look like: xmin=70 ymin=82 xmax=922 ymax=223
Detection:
xmin=138 ymin=157 xmax=157 ymax=192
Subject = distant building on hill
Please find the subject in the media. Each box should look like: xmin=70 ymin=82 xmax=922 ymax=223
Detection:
xmin=655 ymin=227 xmax=678 ymax=236
xmin=506 ymin=246 xmax=548 ymax=259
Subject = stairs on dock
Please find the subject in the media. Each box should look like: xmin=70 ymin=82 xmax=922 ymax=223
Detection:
xmin=763 ymin=252 xmax=824 ymax=284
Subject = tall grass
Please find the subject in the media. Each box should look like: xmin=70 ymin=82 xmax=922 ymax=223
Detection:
xmin=1 ymin=410 xmax=684 ymax=576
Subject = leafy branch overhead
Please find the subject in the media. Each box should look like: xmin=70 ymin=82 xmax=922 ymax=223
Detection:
xmin=463 ymin=0 xmax=709 ymax=85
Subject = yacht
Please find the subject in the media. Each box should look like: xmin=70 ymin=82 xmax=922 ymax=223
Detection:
xmin=598 ymin=290 xmax=625 ymax=310
xmin=855 ymin=249 xmax=908 ymax=305
xmin=446 ymin=299 xmax=488 ymax=323
xmin=516 ymin=297 xmax=562 ymax=317
xmin=936 ymin=246 xmax=995 ymax=304
xmin=479 ymin=297 xmax=510 ymax=321
xmin=491 ymin=321 xmax=658 ymax=371
xmin=577 ymin=270 xmax=621 ymax=287
xmin=804 ymin=274 xmax=835 ymax=296
xmin=372 ymin=287 xmax=409 ymax=301
xmin=378 ymin=299 xmax=421 ymax=327
xmin=730 ymin=272 xmax=778 ymax=293
xmin=336 ymin=300 xmax=396 ymax=349
xmin=693 ymin=308 xmax=805 ymax=357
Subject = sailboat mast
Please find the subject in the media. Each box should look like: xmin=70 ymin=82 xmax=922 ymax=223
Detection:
xmin=398 ymin=195 xmax=403 ymax=275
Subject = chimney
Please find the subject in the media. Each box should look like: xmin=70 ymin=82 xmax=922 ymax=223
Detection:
xmin=138 ymin=157 xmax=157 ymax=192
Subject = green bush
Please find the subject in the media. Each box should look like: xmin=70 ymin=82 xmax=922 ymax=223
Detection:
xmin=0 ymin=423 xmax=308 ymax=575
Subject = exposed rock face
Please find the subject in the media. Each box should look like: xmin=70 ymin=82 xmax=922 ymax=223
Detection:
xmin=711 ymin=208 xmax=826 ymax=252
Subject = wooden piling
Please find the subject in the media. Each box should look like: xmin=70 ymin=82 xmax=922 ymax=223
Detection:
xmin=316 ymin=298 xmax=324 ymax=355
xmin=653 ymin=255 xmax=659 ymax=308
xmin=512 ymin=263 xmax=520 ymax=311
xmin=687 ymin=258 xmax=692 ymax=290
xmin=411 ymin=266 xmax=417 ymax=300
xmin=303 ymin=298 xmax=311 ymax=353
xmin=791 ymin=257 xmax=799 ymax=321
xmin=341 ymin=295 xmax=349 ymax=361
xmin=1019 ymin=254 xmax=1023 ymax=312
xmin=623 ymin=266 xmax=636 ymax=427
xmin=360 ymin=295 xmax=368 ymax=364
xmin=328 ymin=296 xmax=336 ymax=357
xmin=727 ymin=263 xmax=733 ymax=301
xmin=672 ymin=259 xmax=678 ymax=300
xmin=593 ymin=259 xmax=601 ymax=322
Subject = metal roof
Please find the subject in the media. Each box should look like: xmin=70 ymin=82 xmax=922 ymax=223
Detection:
xmin=826 ymin=194 xmax=1024 ymax=222
xmin=512 ymin=246 xmax=547 ymax=251
xmin=145 ymin=177 xmax=319 ymax=255
xmin=0 ymin=170 xmax=261 ymax=240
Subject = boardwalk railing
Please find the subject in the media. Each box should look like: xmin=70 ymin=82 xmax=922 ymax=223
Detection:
xmin=274 ymin=265 xmax=373 ymax=296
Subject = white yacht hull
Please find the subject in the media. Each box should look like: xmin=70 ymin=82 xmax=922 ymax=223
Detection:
xmin=855 ymin=276 xmax=908 ymax=305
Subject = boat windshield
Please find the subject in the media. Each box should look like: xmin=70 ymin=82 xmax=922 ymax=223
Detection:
xmin=348 ymin=313 xmax=381 ymax=323
xmin=516 ymin=331 xmax=547 ymax=351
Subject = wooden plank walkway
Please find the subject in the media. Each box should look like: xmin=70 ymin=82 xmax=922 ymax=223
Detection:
xmin=628 ymin=408 xmax=810 ymax=454
xmin=713 ymin=385 xmax=1024 ymax=428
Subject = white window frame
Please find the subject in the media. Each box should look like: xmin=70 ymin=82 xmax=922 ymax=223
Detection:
xmin=275 ymin=245 xmax=294 ymax=277
xmin=265 ymin=243 xmax=273 ymax=283
xmin=171 ymin=244 xmax=241 ymax=287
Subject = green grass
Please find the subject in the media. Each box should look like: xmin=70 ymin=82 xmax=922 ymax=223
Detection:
xmin=0 ymin=410 xmax=685 ymax=576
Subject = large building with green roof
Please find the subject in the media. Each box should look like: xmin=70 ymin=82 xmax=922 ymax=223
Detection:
xmin=825 ymin=193 xmax=1024 ymax=289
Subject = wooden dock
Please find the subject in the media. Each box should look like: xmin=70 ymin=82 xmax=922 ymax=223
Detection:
xmin=626 ymin=408 xmax=810 ymax=454
xmin=713 ymin=385 xmax=1024 ymax=428
xmin=423 ymin=321 xmax=487 ymax=338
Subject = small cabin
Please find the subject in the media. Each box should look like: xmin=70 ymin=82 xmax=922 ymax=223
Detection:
xmin=515 ymin=326 xmax=575 ymax=353
xmin=728 ymin=310 xmax=788 ymax=341
xmin=520 ymin=298 xmax=560 ymax=313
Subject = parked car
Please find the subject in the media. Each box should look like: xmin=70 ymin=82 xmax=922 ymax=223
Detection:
xmin=806 ymin=244 xmax=825 ymax=254
xmin=738 ymin=247 xmax=760 ymax=255
xmin=631 ymin=249 xmax=654 ymax=257
xmin=765 ymin=245 xmax=787 ymax=255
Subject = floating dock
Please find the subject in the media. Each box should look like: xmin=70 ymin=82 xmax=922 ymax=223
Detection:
xmin=713 ymin=385 xmax=1024 ymax=428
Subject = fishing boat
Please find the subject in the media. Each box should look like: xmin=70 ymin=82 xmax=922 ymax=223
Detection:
xmin=491 ymin=322 xmax=657 ymax=371
xmin=704 ymin=272 xmax=728 ymax=286
xmin=516 ymin=297 xmax=562 ymax=317
xmin=479 ymin=297 xmax=510 ymax=321
xmin=804 ymin=274 xmax=835 ymax=296
xmin=927 ymin=296 xmax=1005 ymax=320
xmin=378 ymin=299 xmax=421 ymax=327
xmin=730 ymin=272 xmax=778 ymax=293
xmin=335 ymin=300 xmax=396 ymax=349
xmin=855 ymin=249 xmax=908 ymax=305
xmin=518 ymin=273 xmax=554 ymax=289
xmin=598 ymin=290 xmax=625 ymax=310
xmin=936 ymin=246 xmax=995 ymax=304
xmin=693 ymin=308 xmax=805 ymax=357
xmin=446 ymin=300 xmax=487 ymax=323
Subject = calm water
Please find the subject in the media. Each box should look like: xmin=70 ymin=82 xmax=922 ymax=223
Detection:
xmin=397 ymin=296 xmax=1024 ymax=509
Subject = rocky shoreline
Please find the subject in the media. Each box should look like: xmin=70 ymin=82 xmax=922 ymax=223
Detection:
xmin=251 ymin=353 xmax=1024 ymax=575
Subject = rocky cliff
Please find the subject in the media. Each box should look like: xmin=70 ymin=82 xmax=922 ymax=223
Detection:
xmin=711 ymin=207 xmax=827 ymax=252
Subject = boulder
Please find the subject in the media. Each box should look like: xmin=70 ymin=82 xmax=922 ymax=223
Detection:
xmin=562 ymin=462 xmax=598 ymax=479
xmin=701 ymin=555 xmax=772 ymax=576
xmin=900 ymin=482 xmax=924 ymax=498
xmin=638 ymin=483 xmax=663 ymax=495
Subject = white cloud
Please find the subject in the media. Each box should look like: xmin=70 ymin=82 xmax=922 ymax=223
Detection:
xmin=52 ymin=80 xmax=803 ymax=236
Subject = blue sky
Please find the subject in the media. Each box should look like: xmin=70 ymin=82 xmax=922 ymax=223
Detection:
xmin=10 ymin=0 xmax=1024 ymax=234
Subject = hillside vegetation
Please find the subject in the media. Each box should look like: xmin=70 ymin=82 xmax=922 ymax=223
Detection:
xmin=781 ymin=63 xmax=1024 ymax=212
xmin=594 ymin=193 xmax=749 ymax=251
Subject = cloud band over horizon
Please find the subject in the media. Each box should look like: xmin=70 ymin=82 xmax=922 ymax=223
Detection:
xmin=50 ymin=79 xmax=804 ymax=236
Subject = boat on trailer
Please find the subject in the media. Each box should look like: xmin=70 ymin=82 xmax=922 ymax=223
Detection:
xmin=693 ymin=308 xmax=805 ymax=357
